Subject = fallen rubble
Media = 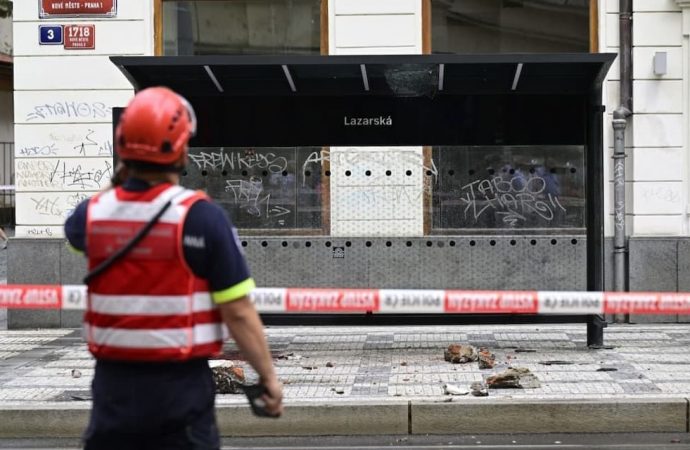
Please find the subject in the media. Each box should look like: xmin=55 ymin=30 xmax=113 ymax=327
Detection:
xmin=486 ymin=367 xmax=541 ymax=389
xmin=444 ymin=344 xmax=478 ymax=364
xmin=209 ymin=360 xmax=246 ymax=394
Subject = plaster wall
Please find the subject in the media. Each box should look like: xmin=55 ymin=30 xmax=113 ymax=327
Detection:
xmin=603 ymin=0 xmax=686 ymax=237
xmin=329 ymin=0 xmax=424 ymax=236
xmin=11 ymin=0 xmax=152 ymax=239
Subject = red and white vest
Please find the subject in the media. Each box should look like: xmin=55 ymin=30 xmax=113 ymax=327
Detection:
xmin=84 ymin=183 xmax=225 ymax=362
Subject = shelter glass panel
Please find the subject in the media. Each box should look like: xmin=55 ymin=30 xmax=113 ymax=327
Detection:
xmin=184 ymin=146 xmax=323 ymax=230
xmin=431 ymin=0 xmax=590 ymax=53
xmin=431 ymin=146 xmax=585 ymax=233
xmin=162 ymin=0 xmax=321 ymax=56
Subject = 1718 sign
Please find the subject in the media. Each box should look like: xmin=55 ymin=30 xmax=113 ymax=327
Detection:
xmin=64 ymin=24 xmax=95 ymax=49
xmin=40 ymin=1 xmax=117 ymax=18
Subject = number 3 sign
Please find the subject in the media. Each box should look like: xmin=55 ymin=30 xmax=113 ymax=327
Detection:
xmin=64 ymin=24 xmax=95 ymax=50
xmin=39 ymin=25 xmax=64 ymax=45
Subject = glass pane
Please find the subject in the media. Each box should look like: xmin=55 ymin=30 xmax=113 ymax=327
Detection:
xmin=163 ymin=0 xmax=321 ymax=56
xmin=183 ymin=147 xmax=323 ymax=230
xmin=431 ymin=0 xmax=590 ymax=53
xmin=181 ymin=146 xmax=585 ymax=234
xmin=431 ymin=146 xmax=585 ymax=232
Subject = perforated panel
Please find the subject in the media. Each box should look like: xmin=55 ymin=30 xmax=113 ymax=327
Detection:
xmin=241 ymin=236 xmax=586 ymax=290
xmin=330 ymin=147 xmax=424 ymax=237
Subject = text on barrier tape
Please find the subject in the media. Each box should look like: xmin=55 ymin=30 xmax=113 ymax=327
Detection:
xmin=0 ymin=285 xmax=62 ymax=309
xmin=1 ymin=285 xmax=690 ymax=314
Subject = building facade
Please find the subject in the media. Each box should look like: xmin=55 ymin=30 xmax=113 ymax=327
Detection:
xmin=5 ymin=0 xmax=690 ymax=327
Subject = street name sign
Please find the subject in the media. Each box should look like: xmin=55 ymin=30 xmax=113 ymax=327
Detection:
xmin=39 ymin=0 xmax=117 ymax=18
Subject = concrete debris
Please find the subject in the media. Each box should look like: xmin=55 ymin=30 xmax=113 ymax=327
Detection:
xmin=278 ymin=352 xmax=303 ymax=360
xmin=470 ymin=381 xmax=489 ymax=397
xmin=302 ymin=366 xmax=318 ymax=370
xmin=486 ymin=367 xmax=541 ymax=389
xmin=477 ymin=348 xmax=496 ymax=369
xmin=443 ymin=383 xmax=469 ymax=396
xmin=444 ymin=344 xmax=478 ymax=364
xmin=332 ymin=387 xmax=345 ymax=394
xmin=71 ymin=369 xmax=82 ymax=378
xmin=209 ymin=360 xmax=246 ymax=394
xmin=326 ymin=362 xmax=334 ymax=368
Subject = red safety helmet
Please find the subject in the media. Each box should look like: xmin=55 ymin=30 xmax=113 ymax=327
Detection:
xmin=115 ymin=86 xmax=197 ymax=166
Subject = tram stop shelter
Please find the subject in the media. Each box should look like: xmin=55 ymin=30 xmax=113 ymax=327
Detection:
xmin=111 ymin=53 xmax=616 ymax=346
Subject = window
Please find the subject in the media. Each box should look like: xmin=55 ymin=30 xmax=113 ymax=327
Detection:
xmin=431 ymin=0 xmax=591 ymax=54
xmin=161 ymin=0 xmax=322 ymax=56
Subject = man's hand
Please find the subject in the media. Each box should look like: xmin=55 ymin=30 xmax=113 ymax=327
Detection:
xmin=260 ymin=377 xmax=283 ymax=417
xmin=218 ymin=296 xmax=283 ymax=417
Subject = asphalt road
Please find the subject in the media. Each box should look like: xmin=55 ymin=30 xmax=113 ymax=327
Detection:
xmin=1 ymin=433 xmax=688 ymax=450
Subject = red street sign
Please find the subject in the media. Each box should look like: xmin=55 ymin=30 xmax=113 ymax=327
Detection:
xmin=64 ymin=24 xmax=95 ymax=50
xmin=40 ymin=1 xmax=117 ymax=18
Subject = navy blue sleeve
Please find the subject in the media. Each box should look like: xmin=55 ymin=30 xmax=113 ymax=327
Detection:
xmin=182 ymin=200 xmax=252 ymax=293
xmin=64 ymin=199 xmax=90 ymax=253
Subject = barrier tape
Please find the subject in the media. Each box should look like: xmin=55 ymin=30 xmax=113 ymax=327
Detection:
xmin=1 ymin=285 xmax=690 ymax=315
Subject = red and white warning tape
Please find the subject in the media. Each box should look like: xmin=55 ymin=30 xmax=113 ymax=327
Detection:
xmin=0 ymin=285 xmax=689 ymax=315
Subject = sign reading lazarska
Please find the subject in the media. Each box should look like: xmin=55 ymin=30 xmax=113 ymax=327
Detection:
xmin=343 ymin=116 xmax=393 ymax=127
xmin=39 ymin=0 xmax=117 ymax=18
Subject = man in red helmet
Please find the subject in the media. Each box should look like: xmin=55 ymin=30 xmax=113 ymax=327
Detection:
xmin=65 ymin=87 xmax=283 ymax=449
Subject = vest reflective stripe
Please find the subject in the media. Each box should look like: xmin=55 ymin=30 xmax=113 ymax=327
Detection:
xmin=88 ymin=186 xmax=198 ymax=224
xmin=90 ymin=292 xmax=214 ymax=315
xmin=86 ymin=323 xmax=224 ymax=349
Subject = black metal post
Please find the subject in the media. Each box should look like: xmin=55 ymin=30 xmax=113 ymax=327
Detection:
xmin=587 ymin=88 xmax=607 ymax=348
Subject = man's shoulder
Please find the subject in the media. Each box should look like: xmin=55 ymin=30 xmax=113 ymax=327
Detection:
xmin=186 ymin=197 xmax=228 ymax=221
xmin=184 ymin=198 xmax=234 ymax=238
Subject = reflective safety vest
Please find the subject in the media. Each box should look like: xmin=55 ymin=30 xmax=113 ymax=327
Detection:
xmin=84 ymin=183 xmax=225 ymax=362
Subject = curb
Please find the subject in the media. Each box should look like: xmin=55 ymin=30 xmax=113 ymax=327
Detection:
xmin=0 ymin=398 xmax=687 ymax=438
xmin=411 ymin=398 xmax=690 ymax=434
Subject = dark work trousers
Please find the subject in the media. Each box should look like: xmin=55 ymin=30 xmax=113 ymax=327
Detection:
xmin=83 ymin=358 xmax=220 ymax=450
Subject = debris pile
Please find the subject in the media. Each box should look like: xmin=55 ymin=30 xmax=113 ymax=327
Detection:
xmin=441 ymin=344 xmax=541 ymax=397
xmin=443 ymin=383 xmax=469 ymax=396
xmin=444 ymin=344 xmax=478 ymax=364
xmin=477 ymin=348 xmax=496 ymax=369
xmin=470 ymin=381 xmax=489 ymax=397
xmin=486 ymin=367 xmax=541 ymax=389
xmin=209 ymin=360 xmax=246 ymax=394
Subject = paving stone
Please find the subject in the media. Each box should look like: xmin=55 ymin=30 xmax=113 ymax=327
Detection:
xmin=0 ymin=324 xmax=689 ymax=405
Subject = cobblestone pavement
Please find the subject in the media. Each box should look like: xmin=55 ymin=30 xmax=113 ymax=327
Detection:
xmin=0 ymin=324 xmax=689 ymax=407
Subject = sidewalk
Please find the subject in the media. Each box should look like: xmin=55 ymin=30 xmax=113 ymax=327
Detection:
xmin=0 ymin=323 xmax=688 ymax=437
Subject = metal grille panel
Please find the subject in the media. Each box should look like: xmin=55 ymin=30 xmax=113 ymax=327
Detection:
xmin=241 ymin=236 xmax=586 ymax=290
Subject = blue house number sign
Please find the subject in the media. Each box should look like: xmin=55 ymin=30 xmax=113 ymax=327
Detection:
xmin=39 ymin=25 xmax=64 ymax=45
